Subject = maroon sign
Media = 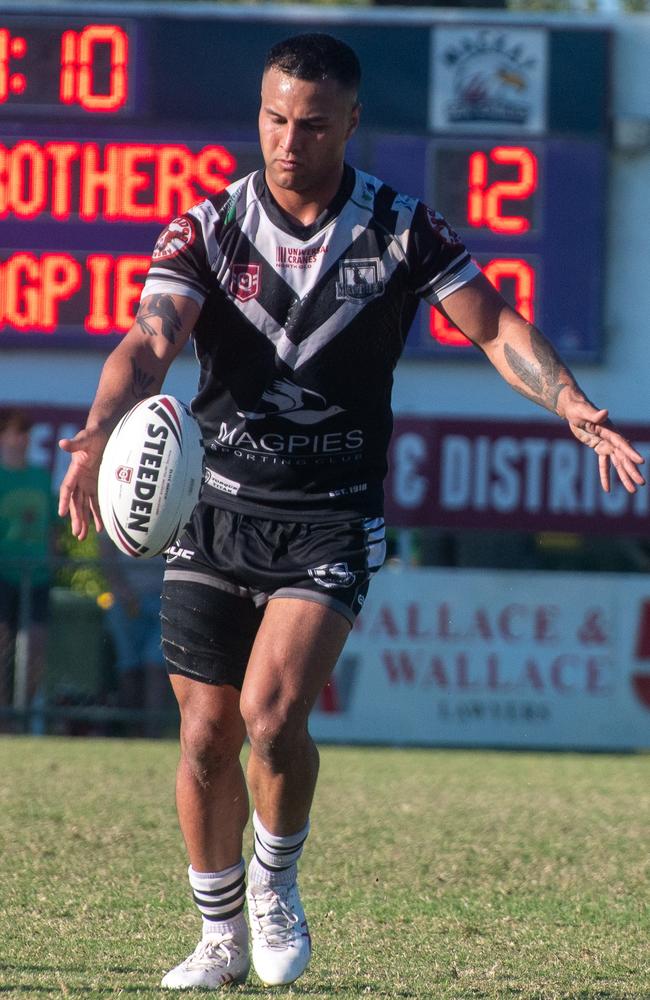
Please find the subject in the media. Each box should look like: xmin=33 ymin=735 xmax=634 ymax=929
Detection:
xmin=385 ymin=417 xmax=650 ymax=534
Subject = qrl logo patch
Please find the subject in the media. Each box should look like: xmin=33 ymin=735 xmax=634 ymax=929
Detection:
xmin=336 ymin=258 xmax=384 ymax=302
xmin=152 ymin=217 xmax=195 ymax=261
xmin=230 ymin=264 xmax=261 ymax=302
xmin=116 ymin=465 xmax=133 ymax=483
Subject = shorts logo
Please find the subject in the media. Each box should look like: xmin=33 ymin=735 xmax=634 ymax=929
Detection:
xmin=152 ymin=217 xmax=195 ymax=261
xmin=230 ymin=264 xmax=260 ymax=302
xmin=308 ymin=562 xmax=356 ymax=589
xmin=166 ymin=544 xmax=195 ymax=561
xmin=115 ymin=465 xmax=133 ymax=483
xmin=336 ymin=258 xmax=384 ymax=302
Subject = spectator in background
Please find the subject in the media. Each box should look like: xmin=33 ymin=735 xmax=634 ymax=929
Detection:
xmin=99 ymin=535 xmax=174 ymax=736
xmin=0 ymin=409 xmax=56 ymax=716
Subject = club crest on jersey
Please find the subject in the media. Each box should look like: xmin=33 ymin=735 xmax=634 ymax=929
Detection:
xmin=425 ymin=208 xmax=462 ymax=246
xmin=336 ymin=258 xmax=384 ymax=302
xmin=152 ymin=217 xmax=195 ymax=261
xmin=229 ymin=264 xmax=261 ymax=302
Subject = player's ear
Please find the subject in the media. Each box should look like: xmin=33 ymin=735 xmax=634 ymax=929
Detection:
xmin=346 ymin=101 xmax=361 ymax=140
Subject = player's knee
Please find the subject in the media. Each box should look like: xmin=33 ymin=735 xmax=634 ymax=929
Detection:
xmin=241 ymin=697 xmax=308 ymax=767
xmin=179 ymin=712 xmax=243 ymax=787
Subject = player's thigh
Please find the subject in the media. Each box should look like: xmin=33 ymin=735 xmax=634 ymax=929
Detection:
xmin=240 ymin=597 xmax=351 ymax=728
xmin=161 ymin=575 xmax=263 ymax=690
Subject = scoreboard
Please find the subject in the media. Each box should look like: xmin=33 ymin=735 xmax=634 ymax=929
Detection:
xmin=428 ymin=136 xmax=605 ymax=358
xmin=0 ymin=9 xmax=610 ymax=360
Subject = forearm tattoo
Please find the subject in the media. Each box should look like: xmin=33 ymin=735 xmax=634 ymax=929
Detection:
xmin=504 ymin=327 xmax=567 ymax=413
xmin=135 ymin=293 xmax=182 ymax=344
xmin=130 ymin=359 xmax=156 ymax=399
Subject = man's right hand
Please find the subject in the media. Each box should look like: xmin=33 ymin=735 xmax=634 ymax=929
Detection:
xmin=58 ymin=427 xmax=110 ymax=541
xmin=57 ymin=291 xmax=199 ymax=542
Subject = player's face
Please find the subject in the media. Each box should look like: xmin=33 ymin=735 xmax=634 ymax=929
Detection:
xmin=259 ymin=67 xmax=359 ymax=204
xmin=0 ymin=423 xmax=29 ymax=467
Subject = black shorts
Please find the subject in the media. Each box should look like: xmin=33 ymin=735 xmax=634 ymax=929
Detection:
xmin=160 ymin=502 xmax=385 ymax=689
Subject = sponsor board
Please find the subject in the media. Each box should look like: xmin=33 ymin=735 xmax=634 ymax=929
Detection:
xmin=311 ymin=567 xmax=650 ymax=750
xmin=430 ymin=26 xmax=548 ymax=134
xmin=386 ymin=417 xmax=650 ymax=534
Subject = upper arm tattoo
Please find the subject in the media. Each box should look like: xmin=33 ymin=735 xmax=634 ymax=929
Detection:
xmin=504 ymin=327 xmax=567 ymax=413
xmin=136 ymin=293 xmax=183 ymax=345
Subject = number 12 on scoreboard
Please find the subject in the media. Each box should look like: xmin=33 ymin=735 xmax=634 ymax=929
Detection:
xmin=467 ymin=146 xmax=537 ymax=235
xmin=429 ymin=143 xmax=540 ymax=348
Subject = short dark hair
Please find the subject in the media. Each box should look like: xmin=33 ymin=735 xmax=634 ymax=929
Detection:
xmin=264 ymin=33 xmax=361 ymax=95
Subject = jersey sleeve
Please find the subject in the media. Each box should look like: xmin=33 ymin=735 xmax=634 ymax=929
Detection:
xmin=407 ymin=202 xmax=480 ymax=304
xmin=140 ymin=208 xmax=211 ymax=308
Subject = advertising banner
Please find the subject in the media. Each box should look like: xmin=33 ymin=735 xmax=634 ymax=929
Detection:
xmin=385 ymin=417 xmax=650 ymax=535
xmin=311 ymin=567 xmax=650 ymax=751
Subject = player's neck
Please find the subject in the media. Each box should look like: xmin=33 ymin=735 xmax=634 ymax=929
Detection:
xmin=265 ymin=169 xmax=344 ymax=227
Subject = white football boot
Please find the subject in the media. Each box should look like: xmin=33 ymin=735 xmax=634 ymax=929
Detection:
xmin=247 ymin=880 xmax=312 ymax=986
xmin=161 ymin=932 xmax=250 ymax=989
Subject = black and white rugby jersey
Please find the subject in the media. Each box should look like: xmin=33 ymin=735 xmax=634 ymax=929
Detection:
xmin=142 ymin=165 xmax=479 ymax=521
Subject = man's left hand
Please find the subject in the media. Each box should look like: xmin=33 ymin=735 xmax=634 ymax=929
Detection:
xmin=566 ymin=402 xmax=645 ymax=494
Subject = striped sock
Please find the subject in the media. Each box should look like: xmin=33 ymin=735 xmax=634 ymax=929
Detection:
xmin=188 ymin=860 xmax=247 ymax=939
xmin=249 ymin=811 xmax=309 ymax=887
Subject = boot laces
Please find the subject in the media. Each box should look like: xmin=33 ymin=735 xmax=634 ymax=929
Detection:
xmin=185 ymin=933 xmax=240 ymax=970
xmin=251 ymin=888 xmax=300 ymax=949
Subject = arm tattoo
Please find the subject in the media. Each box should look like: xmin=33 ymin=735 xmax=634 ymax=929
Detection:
xmin=504 ymin=327 xmax=567 ymax=413
xmin=130 ymin=359 xmax=156 ymax=399
xmin=135 ymin=293 xmax=182 ymax=345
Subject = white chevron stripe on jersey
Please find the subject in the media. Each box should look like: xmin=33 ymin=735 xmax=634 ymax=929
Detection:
xmin=223 ymin=176 xmax=414 ymax=370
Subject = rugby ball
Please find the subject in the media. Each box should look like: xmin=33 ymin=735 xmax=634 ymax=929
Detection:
xmin=98 ymin=395 xmax=203 ymax=558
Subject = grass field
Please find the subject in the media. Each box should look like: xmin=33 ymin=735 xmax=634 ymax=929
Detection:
xmin=0 ymin=737 xmax=648 ymax=999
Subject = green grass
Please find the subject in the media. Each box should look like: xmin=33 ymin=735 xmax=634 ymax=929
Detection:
xmin=0 ymin=738 xmax=648 ymax=999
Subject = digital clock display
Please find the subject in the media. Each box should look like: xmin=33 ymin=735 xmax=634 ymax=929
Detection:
xmin=0 ymin=17 xmax=135 ymax=115
xmin=0 ymin=12 xmax=609 ymax=361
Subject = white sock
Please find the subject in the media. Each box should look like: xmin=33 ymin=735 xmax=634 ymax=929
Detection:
xmin=188 ymin=861 xmax=247 ymax=939
xmin=249 ymin=811 xmax=309 ymax=887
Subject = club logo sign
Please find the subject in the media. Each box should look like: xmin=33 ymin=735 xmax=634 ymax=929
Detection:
xmin=115 ymin=465 xmax=133 ymax=483
xmin=230 ymin=264 xmax=261 ymax=302
xmin=336 ymin=258 xmax=384 ymax=302
xmin=430 ymin=27 xmax=548 ymax=134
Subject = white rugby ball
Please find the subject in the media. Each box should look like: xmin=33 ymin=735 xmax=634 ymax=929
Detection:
xmin=97 ymin=395 xmax=203 ymax=558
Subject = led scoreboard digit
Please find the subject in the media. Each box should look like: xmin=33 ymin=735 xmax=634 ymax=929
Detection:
xmin=0 ymin=11 xmax=609 ymax=360
xmin=409 ymin=135 xmax=607 ymax=361
xmin=0 ymin=18 xmax=133 ymax=114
